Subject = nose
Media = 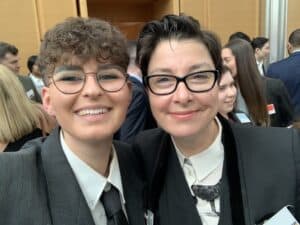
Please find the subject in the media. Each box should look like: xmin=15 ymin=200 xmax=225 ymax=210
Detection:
xmin=81 ymin=74 xmax=103 ymax=97
xmin=227 ymin=86 xmax=236 ymax=98
xmin=173 ymin=82 xmax=192 ymax=104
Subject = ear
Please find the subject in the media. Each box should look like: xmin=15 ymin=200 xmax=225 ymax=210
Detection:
xmin=127 ymin=80 xmax=132 ymax=104
xmin=287 ymin=42 xmax=293 ymax=55
xmin=255 ymin=48 xmax=260 ymax=55
xmin=42 ymin=86 xmax=56 ymax=117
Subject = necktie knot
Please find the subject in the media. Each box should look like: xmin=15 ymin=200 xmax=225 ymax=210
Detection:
xmin=101 ymin=184 xmax=129 ymax=225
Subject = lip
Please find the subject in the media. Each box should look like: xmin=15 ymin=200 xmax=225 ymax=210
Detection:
xmin=169 ymin=109 xmax=199 ymax=120
xmin=74 ymin=105 xmax=112 ymax=120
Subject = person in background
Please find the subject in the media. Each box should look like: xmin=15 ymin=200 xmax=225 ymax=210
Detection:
xmin=222 ymin=39 xmax=294 ymax=127
xmin=0 ymin=42 xmax=41 ymax=103
xmin=0 ymin=65 xmax=55 ymax=152
xmin=114 ymin=40 xmax=156 ymax=142
xmin=222 ymin=39 xmax=269 ymax=126
xmin=228 ymin=31 xmax=251 ymax=43
xmin=267 ymin=28 xmax=300 ymax=119
xmin=133 ymin=14 xmax=300 ymax=225
xmin=251 ymin=37 xmax=270 ymax=75
xmin=27 ymin=55 xmax=44 ymax=97
xmin=0 ymin=17 xmax=144 ymax=225
xmin=218 ymin=66 xmax=237 ymax=120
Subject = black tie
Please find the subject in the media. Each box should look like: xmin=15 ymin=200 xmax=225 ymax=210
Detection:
xmin=101 ymin=185 xmax=129 ymax=225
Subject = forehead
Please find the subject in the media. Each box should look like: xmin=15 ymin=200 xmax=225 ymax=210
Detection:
xmin=3 ymin=52 xmax=18 ymax=61
xmin=220 ymin=71 xmax=234 ymax=84
xmin=148 ymin=39 xmax=214 ymax=72
xmin=221 ymin=48 xmax=233 ymax=57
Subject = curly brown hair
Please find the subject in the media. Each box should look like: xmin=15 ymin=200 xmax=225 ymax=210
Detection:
xmin=38 ymin=17 xmax=129 ymax=84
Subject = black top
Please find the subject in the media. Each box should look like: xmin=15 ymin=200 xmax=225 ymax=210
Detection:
xmin=4 ymin=129 xmax=43 ymax=152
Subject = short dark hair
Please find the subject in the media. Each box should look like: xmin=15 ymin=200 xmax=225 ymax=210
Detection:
xmin=27 ymin=55 xmax=38 ymax=73
xmin=228 ymin=32 xmax=251 ymax=43
xmin=251 ymin=37 xmax=269 ymax=50
xmin=136 ymin=14 xmax=222 ymax=78
xmin=288 ymin=28 xmax=300 ymax=48
xmin=0 ymin=42 xmax=18 ymax=60
xmin=38 ymin=17 xmax=129 ymax=84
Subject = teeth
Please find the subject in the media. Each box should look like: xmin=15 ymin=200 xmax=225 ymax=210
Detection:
xmin=78 ymin=108 xmax=108 ymax=116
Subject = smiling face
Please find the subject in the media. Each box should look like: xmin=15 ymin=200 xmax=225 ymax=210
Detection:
xmin=42 ymin=57 xmax=131 ymax=148
xmin=221 ymin=48 xmax=237 ymax=77
xmin=218 ymin=71 xmax=237 ymax=118
xmin=147 ymin=39 xmax=219 ymax=140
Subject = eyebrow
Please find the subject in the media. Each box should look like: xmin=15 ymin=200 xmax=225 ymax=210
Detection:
xmin=54 ymin=65 xmax=82 ymax=73
xmin=149 ymin=63 xmax=214 ymax=75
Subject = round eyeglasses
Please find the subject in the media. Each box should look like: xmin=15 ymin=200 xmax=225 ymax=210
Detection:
xmin=48 ymin=66 xmax=129 ymax=94
xmin=143 ymin=70 xmax=219 ymax=95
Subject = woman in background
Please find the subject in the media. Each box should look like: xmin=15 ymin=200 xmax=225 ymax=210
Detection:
xmin=0 ymin=65 xmax=55 ymax=152
xmin=222 ymin=39 xmax=269 ymax=126
xmin=218 ymin=66 xmax=237 ymax=120
xmin=222 ymin=39 xmax=293 ymax=127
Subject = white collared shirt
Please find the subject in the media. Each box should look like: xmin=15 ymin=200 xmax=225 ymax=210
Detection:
xmin=256 ymin=61 xmax=265 ymax=76
xmin=173 ymin=118 xmax=224 ymax=225
xmin=29 ymin=73 xmax=44 ymax=96
xmin=60 ymin=131 xmax=126 ymax=225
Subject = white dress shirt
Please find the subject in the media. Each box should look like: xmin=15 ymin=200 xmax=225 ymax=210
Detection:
xmin=256 ymin=61 xmax=265 ymax=76
xmin=60 ymin=131 xmax=126 ymax=225
xmin=29 ymin=73 xmax=44 ymax=96
xmin=173 ymin=118 xmax=224 ymax=225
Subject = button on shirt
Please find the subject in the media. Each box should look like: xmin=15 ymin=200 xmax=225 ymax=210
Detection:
xmin=60 ymin=131 xmax=126 ymax=225
xmin=173 ymin=118 xmax=224 ymax=225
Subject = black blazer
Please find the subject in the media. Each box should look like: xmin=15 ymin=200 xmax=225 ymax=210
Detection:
xmin=262 ymin=77 xmax=294 ymax=127
xmin=115 ymin=76 xmax=156 ymax=143
xmin=133 ymin=116 xmax=300 ymax=225
xmin=0 ymin=128 xmax=145 ymax=225
xmin=18 ymin=75 xmax=42 ymax=103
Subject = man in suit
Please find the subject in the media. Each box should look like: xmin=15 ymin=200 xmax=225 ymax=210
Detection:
xmin=251 ymin=37 xmax=270 ymax=76
xmin=267 ymin=28 xmax=300 ymax=118
xmin=0 ymin=17 xmax=144 ymax=225
xmin=114 ymin=40 xmax=156 ymax=143
xmin=0 ymin=42 xmax=41 ymax=103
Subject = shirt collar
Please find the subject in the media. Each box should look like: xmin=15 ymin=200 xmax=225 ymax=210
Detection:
xmin=60 ymin=130 xmax=125 ymax=210
xmin=173 ymin=117 xmax=224 ymax=181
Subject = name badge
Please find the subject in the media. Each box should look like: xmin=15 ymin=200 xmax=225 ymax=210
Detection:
xmin=267 ymin=104 xmax=276 ymax=115
xmin=264 ymin=206 xmax=299 ymax=225
xmin=26 ymin=89 xmax=34 ymax=99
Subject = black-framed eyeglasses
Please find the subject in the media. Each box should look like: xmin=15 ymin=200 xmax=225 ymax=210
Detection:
xmin=143 ymin=70 xmax=219 ymax=95
xmin=48 ymin=65 xmax=129 ymax=94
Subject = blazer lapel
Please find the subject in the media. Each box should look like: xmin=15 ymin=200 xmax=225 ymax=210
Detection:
xmin=161 ymin=139 xmax=202 ymax=225
xmin=219 ymin=115 xmax=251 ymax=225
xmin=41 ymin=128 xmax=95 ymax=225
xmin=115 ymin=141 xmax=145 ymax=225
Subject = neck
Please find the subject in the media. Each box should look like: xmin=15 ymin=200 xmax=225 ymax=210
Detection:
xmin=63 ymin=133 xmax=113 ymax=176
xmin=173 ymin=119 xmax=219 ymax=157
xmin=0 ymin=142 xmax=8 ymax=152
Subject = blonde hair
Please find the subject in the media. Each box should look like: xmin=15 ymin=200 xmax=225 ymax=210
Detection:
xmin=0 ymin=65 xmax=41 ymax=142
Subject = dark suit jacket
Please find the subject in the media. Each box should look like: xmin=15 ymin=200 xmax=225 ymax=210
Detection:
xmin=133 ymin=116 xmax=300 ymax=225
xmin=0 ymin=128 xmax=145 ymax=225
xmin=18 ymin=75 xmax=42 ymax=103
xmin=115 ymin=76 xmax=156 ymax=143
xmin=267 ymin=52 xmax=300 ymax=117
xmin=262 ymin=77 xmax=294 ymax=127
xmin=4 ymin=128 xmax=42 ymax=152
